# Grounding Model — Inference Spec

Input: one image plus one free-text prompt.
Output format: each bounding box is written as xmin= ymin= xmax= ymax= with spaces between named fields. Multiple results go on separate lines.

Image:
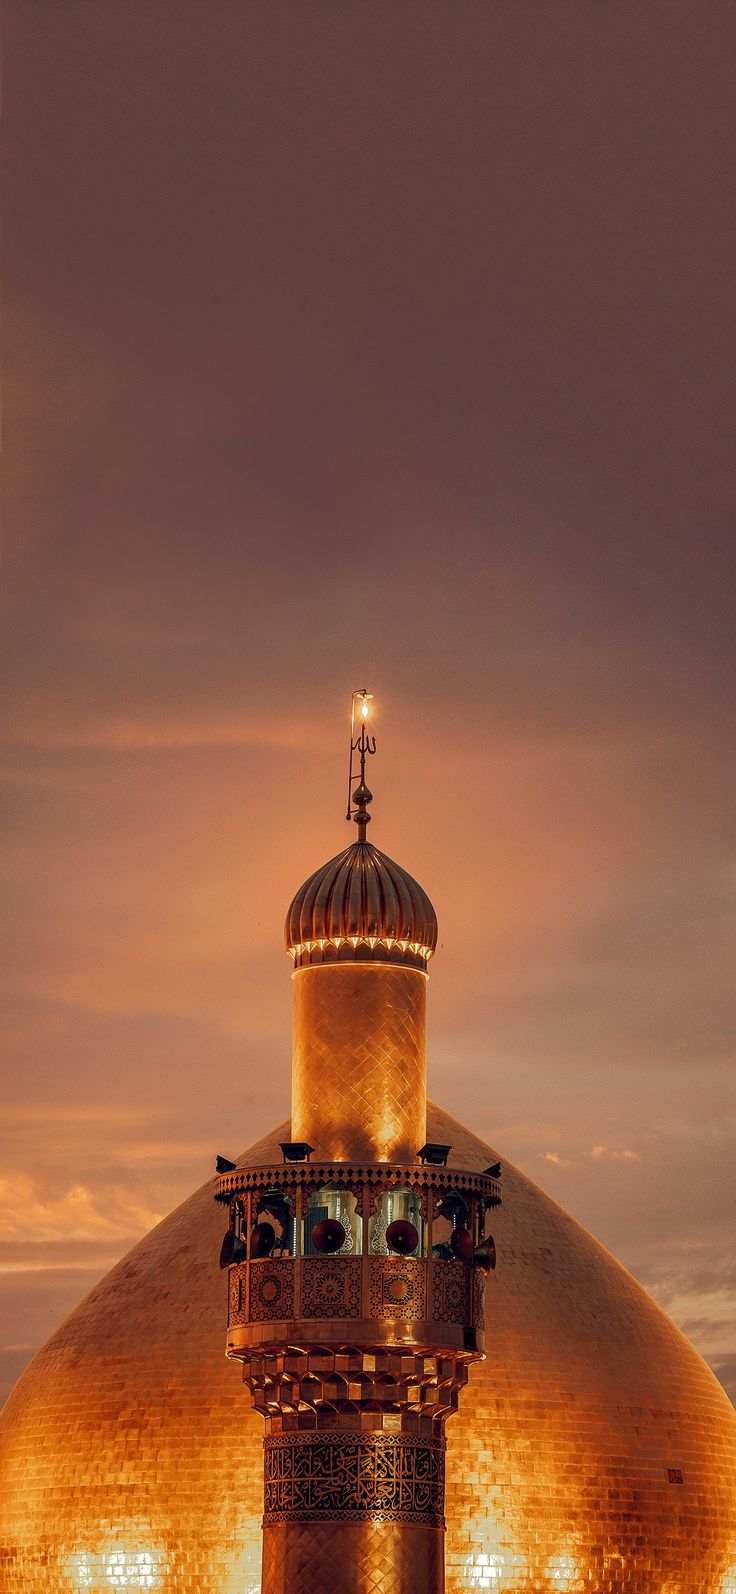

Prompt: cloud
xmin=586 ymin=1145 xmax=640 ymax=1163
xmin=711 ymin=1354 xmax=736 ymax=1404
xmin=1 ymin=707 xmax=328 ymax=755
xmin=2 ymin=0 xmax=734 ymax=1413
xmin=0 ymin=1174 xmax=163 ymax=1251
xmin=543 ymin=1145 xmax=641 ymax=1170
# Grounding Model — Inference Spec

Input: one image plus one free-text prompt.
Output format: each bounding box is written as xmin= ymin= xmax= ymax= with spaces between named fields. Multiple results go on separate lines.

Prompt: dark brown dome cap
xmin=285 ymin=839 xmax=438 ymax=972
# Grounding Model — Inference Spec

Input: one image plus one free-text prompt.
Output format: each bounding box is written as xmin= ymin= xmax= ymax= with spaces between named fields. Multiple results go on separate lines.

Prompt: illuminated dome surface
xmin=1 ymin=1103 xmax=735 ymax=1594
xmin=285 ymin=839 xmax=438 ymax=969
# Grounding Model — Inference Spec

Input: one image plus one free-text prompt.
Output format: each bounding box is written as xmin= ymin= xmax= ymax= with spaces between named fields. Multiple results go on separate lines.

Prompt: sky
xmin=2 ymin=1 xmax=734 ymax=1407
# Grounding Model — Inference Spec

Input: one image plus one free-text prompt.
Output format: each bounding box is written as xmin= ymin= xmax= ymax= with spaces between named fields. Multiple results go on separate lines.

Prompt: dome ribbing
xmin=284 ymin=840 xmax=438 ymax=971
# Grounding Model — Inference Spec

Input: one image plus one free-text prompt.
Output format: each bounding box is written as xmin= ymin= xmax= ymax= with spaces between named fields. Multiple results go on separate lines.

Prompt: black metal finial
xmin=346 ymin=689 xmax=376 ymax=841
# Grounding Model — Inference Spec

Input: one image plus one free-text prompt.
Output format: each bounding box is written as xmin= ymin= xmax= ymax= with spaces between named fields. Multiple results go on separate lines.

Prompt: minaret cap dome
xmin=285 ymin=838 xmax=438 ymax=971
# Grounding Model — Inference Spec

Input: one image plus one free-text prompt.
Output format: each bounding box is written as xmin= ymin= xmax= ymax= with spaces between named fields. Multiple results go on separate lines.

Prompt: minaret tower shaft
xmin=289 ymin=689 xmax=433 ymax=1164
xmin=215 ymin=694 xmax=500 ymax=1594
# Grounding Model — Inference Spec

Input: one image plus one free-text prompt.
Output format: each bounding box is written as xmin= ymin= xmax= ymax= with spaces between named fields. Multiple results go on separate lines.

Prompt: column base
xmin=261 ymin=1518 xmax=445 ymax=1594
xmin=261 ymin=1430 xmax=446 ymax=1594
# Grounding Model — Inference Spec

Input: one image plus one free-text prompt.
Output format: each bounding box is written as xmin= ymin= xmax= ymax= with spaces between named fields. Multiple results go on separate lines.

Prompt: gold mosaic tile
xmin=291 ymin=965 xmax=427 ymax=1164
xmin=0 ymin=1106 xmax=734 ymax=1591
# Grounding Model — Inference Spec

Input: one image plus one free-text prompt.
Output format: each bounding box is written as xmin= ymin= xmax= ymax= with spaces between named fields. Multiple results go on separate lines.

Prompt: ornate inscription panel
xmin=263 ymin=1432 xmax=446 ymax=1526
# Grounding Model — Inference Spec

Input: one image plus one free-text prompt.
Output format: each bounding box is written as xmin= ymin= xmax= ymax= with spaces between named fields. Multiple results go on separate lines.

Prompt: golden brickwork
xmin=1 ymin=1107 xmax=736 ymax=1591
xmin=291 ymin=964 xmax=427 ymax=1162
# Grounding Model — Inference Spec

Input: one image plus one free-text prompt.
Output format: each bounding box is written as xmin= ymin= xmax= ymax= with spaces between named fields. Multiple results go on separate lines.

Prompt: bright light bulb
xmin=360 ymin=699 xmax=370 ymax=718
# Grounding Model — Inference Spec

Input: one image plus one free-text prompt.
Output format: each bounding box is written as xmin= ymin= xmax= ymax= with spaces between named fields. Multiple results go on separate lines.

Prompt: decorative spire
xmin=346 ymin=689 xmax=376 ymax=841
xmin=285 ymin=692 xmax=438 ymax=971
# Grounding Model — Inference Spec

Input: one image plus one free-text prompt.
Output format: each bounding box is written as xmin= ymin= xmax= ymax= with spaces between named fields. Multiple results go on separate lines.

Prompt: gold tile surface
xmin=261 ymin=1519 xmax=445 ymax=1594
xmin=291 ymin=965 xmax=427 ymax=1162
xmin=1 ymin=1106 xmax=735 ymax=1591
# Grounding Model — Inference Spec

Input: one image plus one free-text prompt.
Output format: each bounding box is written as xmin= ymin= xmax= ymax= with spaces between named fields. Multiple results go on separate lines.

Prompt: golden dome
xmin=1 ymin=1102 xmax=735 ymax=1594
xmin=284 ymin=839 xmax=438 ymax=971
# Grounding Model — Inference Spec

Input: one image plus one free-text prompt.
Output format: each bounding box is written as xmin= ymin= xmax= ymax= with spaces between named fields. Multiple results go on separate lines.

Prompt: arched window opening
xmin=303 ymin=1186 xmax=360 ymax=1255
xmin=432 ymin=1191 xmax=473 ymax=1261
xmin=250 ymin=1187 xmax=295 ymax=1258
xmin=369 ymin=1187 xmax=424 ymax=1256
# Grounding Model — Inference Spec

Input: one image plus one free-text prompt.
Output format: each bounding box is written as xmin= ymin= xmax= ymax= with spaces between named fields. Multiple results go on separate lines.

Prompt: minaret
xmin=215 ymin=693 xmax=500 ymax=1594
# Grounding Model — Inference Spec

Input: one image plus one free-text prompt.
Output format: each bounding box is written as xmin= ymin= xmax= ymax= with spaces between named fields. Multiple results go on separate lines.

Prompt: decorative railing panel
xmin=301 ymin=1257 xmax=362 ymax=1319
xmin=369 ymin=1257 xmax=426 ymax=1321
xmin=249 ymin=1258 xmax=295 ymax=1322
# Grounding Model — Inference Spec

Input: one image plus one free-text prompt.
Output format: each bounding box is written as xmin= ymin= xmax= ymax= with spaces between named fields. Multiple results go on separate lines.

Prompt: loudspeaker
xmin=249 ymin=1221 xmax=276 ymax=1258
xmin=450 ymin=1226 xmax=474 ymax=1263
xmin=218 ymin=1230 xmax=247 ymax=1269
xmin=386 ymin=1219 xmax=419 ymax=1255
xmin=474 ymin=1235 xmax=497 ymax=1273
xmin=311 ymin=1218 xmax=347 ymax=1254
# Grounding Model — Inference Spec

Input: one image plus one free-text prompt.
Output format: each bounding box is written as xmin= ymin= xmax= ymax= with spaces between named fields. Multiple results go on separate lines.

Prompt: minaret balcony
xmin=215 ymin=1161 xmax=500 ymax=1358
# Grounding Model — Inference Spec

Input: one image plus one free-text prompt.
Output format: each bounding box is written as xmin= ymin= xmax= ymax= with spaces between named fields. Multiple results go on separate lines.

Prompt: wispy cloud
xmin=1 ymin=710 xmax=328 ymax=754
xmin=0 ymin=1174 xmax=163 ymax=1251
xmin=544 ymin=1144 xmax=641 ymax=1169
xmin=2 ymin=29 xmax=734 ymax=1426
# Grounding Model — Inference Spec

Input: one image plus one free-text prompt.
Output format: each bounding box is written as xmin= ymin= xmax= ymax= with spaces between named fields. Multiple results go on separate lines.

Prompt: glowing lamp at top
xmin=353 ymin=688 xmax=373 ymax=721
xmin=346 ymin=689 xmax=377 ymax=836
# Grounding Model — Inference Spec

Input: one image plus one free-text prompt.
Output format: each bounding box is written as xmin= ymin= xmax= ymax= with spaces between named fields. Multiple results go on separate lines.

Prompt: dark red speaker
xmin=249 ymin=1221 xmax=276 ymax=1258
xmin=474 ymin=1235 xmax=497 ymax=1273
xmin=450 ymin=1226 xmax=474 ymax=1263
xmin=386 ymin=1219 xmax=419 ymax=1255
xmin=311 ymin=1218 xmax=346 ymax=1254
xmin=219 ymin=1230 xmax=235 ymax=1269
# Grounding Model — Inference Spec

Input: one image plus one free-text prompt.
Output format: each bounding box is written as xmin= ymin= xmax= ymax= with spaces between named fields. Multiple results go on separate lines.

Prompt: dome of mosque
xmin=1 ymin=1101 xmax=735 ymax=1594
xmin=284 ymin=839 xmax=438 ymax=970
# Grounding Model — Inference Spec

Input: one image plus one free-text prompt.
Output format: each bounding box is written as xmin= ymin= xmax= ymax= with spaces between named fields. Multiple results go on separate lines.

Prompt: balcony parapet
xmin=216 ymin=1159 xmax=499 ymax=1360
xmin=214 ymin=1160 xmax=501 ymax=1211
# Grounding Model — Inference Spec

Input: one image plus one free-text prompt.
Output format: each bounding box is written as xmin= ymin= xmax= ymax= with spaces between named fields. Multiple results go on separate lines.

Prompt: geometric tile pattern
xmin=1 ymin=1106 xmax=736 ymax=1591
xmin=472 ymin=1270 xmax=486 ymax=1331
xmin=291 ymin=965 xmax=426 ymax=1164
xmin=432 ymin=1262 xmax=470 ymax=1326
xmin=369 ymin=1257 xmax=426 ymax=1321
xmin=301 ymin=1258 xmax=362 ymax=1320
xmin=261 ymin=1519 xmax=444 ymax=1594
xmin=229 ymin=1265 xmax=247 ymax=1325
xmin=249 ymin=1260 xmax=295 ymax=1323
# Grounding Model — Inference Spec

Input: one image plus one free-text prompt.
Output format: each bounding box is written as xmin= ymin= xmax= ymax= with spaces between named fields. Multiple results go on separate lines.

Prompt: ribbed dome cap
xmin=285 ymin=840 xmax=438 ymax=971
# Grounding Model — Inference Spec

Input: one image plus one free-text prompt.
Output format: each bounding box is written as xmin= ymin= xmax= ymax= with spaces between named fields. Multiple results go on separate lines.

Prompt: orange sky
xmin=2 ymin=1 xmax=735 ymax=1407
